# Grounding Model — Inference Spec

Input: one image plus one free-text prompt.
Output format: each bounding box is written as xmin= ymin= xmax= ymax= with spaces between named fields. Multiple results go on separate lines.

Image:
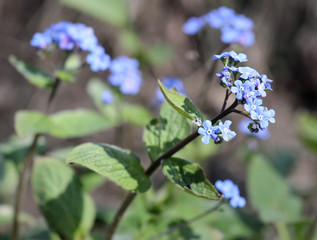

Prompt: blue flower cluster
xmin=30 ymin=21 xmax=110 ymax=72
xmin=198 ymin=120 xmax=236 ymax=144
xmin=214 ymin=51 xmax=275 ymax=132
xmin=238 ymin=119 xmax=270 ymax=140
xmin=108 ymin=56 xmax=142 ymax=95
xmin=155 ymin=77 xmax=186 ymax=103
xmin=215 ymin=179 xmax=246 ymax=208
xmin=183 ymin=6 xmax=255 ymax=47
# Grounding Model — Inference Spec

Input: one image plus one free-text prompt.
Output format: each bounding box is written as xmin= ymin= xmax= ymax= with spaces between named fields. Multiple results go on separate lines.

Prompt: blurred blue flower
xmin=215 ymin=179 xmax=246 ymax=208
xmin=183 ymin=6 xmax=255 ymax=47
xmin=108 ymin=56 xmax=142 ymax=95
xmin=155 ymin=77 xmax=186 ymax=103
xmin=182 ymin=17 xmax=205 ymax=35
xmin=101 ymin=90 xmax=114 ymax=104
xmin=30 ymin=21 xmax=111 ymax=72
xmin=238 ymin=118 xmax=270 ymax=140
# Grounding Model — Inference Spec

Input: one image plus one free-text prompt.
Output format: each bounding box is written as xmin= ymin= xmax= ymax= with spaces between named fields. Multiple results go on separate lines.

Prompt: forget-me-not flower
xmin=217 ymin=120 xmax=236 ymax=141
xmin=215 ymin=179 xmax=246 ymax=208
xmin=198 ymin=120 xmax=219 ymax=144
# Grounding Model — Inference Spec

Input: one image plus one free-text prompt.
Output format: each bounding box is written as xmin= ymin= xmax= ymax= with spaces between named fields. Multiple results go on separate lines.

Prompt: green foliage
xmin=67 ymin=143 xmax=151 ymax=193
xmin=32 ymin=158 xmax=95 ymax=240
xmin=144 ymin=102 xmax=191 ymax=162
xmin=15 ymin=109 xmax=111 ymax=138
xmin=0 ymin=158 xmax=18 ymax=200
xmin=247 ymin=154 xmax=302 ymax=223
xmin=297 ymin=112 xmax=317 ymax=157
xmin=9 ymin=56 xmax=53 ymax=89
xmin=87 ymin=78 xmax=152 ymax=127
xmin=121 ymin=104 xmax=152 ymax=127
xmin=158 ymin=80 xmax=203 ymax=121
xmin=59 ymin=0 xmax=129 ymax=28
xmin=162 ymin=157 xmax=221 ymax=200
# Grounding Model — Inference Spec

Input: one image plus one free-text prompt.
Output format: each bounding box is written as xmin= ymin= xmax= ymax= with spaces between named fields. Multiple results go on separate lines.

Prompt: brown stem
xmin=104 ymin=100 xmax=239 ymax=240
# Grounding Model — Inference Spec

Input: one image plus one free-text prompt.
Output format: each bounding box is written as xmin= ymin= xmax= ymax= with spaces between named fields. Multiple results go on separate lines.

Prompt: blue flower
xmin=217 ymin=120 xmax=236 ymax=141
xmin=108 ymin=56 xmax=142 ymax=95
xmin=231 ymin=80 xmax=245 ymax=100
xmin=216 ymin=67 xmax=232 ymax=87
xmin=101 ymin=90 xmax=114 ymax=104
xmin=182 ymin=17 xmax=205 ymax=35
xmin=198 ymin=120 xmax=219 ymax=144
xmin=213 ymin=50 xmax=248 ymax=63
xmin=238 ymin=67 xmax=260 ymax=79
xmin=215 ymin=179 xmax=246 ymax=208
xmin=250 ymin=106 xmax=275 ymax=129
xmin=156 ymin=77 xmax=186 ymax=103
xmin=204 ymin=7 xmax=235 ymax=29
xmin=244 ymin=97 xmax=262 ymax=112
xmin=238 ymin=119 xmax=270 ymax=140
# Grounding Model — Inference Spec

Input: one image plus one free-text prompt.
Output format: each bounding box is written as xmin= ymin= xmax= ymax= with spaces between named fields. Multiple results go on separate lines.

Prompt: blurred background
xmin=1 ymin=0 xmax=317 ymax=239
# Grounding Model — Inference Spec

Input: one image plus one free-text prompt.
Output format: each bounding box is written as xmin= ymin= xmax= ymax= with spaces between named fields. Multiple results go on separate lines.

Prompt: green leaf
xmin=162 ymin=157 xmax=221 ymax=200
xmin=121 ymin=104 xmax=152 ymax=127
xmin=32 ymin=158 xmax=95 ymax=240
xmin=59 ymin=0 xmax=129 ymax=28
xmin=144 ymin=102 xmax=191 ymax=162
xmin=158 ymin=80 xmax=203 ymax=121
xmin=55 ymin=70 xmax=75 ymax=83
xmin=247 ymin=154 xmax=302 ymax=223
xmin=49 ymin=109 xmax=111 ymax=138
xmin=15 ymin=109 xmax=111 ymax=138
xmin=64 ymin=54 xmax=82 ymax=71
xmin=80 ymin=172 xmax=106 ymax=193
xmin=15 ymin=111 xmax=54 ymax=137
xmin=9 ymin=55 xmax=53 ymax=89
xmin=87 ymin=78 xmax=120 ymax=124
xmin=67 ymin=143 xmax=151 ymax=193
xmin=297 ymin=112 xmax=317 ymax=157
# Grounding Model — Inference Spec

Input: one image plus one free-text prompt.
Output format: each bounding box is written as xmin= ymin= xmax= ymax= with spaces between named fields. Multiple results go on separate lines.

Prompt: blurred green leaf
xmin=49 ymin=109 xmax=111 ymax=138
xmin=144 ymin=102 xmax=191 ymax=162
xmin=121 ymin=104 xmax=152 ymax=127
xmin=158 ymin=80 xmax=203 ymax=121
xmin=80 ymin=172 xmax=106 ymax=193
xmin=55 ymin=70 xmax=75 ymax=83
xmin=297 ymin=112 xmax=317 ymax=157
xmin=59 ymin=0 xmax=129 ymax=28
xmin=15 ymin=109 xmax=111 ymax=138
xmin=119 ymin=29 xmax=141 ymax=54
xmin=64 ymin=54 xmax=82 ymax=71
xmin=67 ymin=143 xmax=151 ymax=193
xmin=143 ymin=44 xmax=173 ymax=66
xmin=0 ymin=204 xmax=36 ymax=226
xmin=270 ymin=150 xmax=296 ymax=176
xmin=162 ymin=157 xmax=221 ymax=200
xmin=9 ymin=55 xmax=53 ymax=89
xmin=32 ymin=158 xmax=95 ymax=239
xmin=87 ymin=78 xmax=120 ymax=124
xmin=15 ymin=111 xmax=54 ymax=136
xmin=247 ymin=154 xmax=302 ymax=223
xmin=0 ymin=159 xmax=18 ymax=200
xmin=0 ymin=135 xmax=46 ymax=167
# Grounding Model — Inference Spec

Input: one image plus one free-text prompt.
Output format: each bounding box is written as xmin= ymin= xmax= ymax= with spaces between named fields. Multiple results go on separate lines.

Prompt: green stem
xmin=104 ymin=100 xmax=238 ymax=240
xmin=147 ymin=199 xmax=224 ymax=240
xmin=275 ymin=222 xmax=291 ymax=240
xmin=11 ymin=134 xmax=40 ymax=240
